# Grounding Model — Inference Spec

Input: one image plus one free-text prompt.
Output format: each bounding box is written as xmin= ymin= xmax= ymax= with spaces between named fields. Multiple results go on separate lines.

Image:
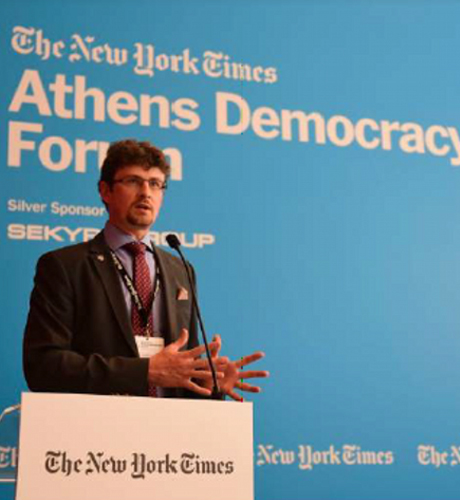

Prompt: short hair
xmin=99 ymin=139 xmax=171 ymax=186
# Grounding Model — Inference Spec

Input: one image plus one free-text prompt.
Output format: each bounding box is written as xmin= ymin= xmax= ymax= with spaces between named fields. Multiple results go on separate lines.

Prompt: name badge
xmin=135 ymin=336 xmax=164 ymax=358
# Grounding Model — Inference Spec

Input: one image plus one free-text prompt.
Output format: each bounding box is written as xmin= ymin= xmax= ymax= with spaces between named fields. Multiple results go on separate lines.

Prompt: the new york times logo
xmin=0 ymin=405 xmax=20 ymax=483
xmin=45 ymin=451 xmax=235 ymax=479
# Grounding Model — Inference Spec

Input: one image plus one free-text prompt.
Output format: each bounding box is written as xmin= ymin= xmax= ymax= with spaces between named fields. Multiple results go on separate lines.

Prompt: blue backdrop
xmin=1 ymin=1 xmax=460 ymax=499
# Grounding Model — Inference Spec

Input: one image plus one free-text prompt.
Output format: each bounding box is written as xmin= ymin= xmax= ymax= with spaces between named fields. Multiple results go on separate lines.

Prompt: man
xmin=23 ymin=139 xmax=267 ymax=400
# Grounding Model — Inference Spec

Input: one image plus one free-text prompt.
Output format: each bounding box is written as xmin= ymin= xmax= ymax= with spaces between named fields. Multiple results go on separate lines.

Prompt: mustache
xmin=133 ymin=200 xmax=153 ymax=209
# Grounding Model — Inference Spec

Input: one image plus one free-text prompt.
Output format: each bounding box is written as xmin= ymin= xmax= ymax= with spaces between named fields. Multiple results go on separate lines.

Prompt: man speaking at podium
xmin=23 ymin=139 xmax=267 ymax=400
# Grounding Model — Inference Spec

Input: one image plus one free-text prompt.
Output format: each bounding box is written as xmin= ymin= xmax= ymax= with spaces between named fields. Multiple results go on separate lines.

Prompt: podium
xmin=15 ymin=393 xmax=253 ymax=500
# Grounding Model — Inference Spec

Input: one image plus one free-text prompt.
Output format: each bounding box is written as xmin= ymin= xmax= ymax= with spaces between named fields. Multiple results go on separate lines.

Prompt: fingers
xmin=210 ymin=334 xmax=222 ymax=358
xmin=189 ymin=367 xmax=223 ymax=380
xmin=192 ymin=357 xmax=213 ymax=370
xmin=186 ymin=339 xmax=219 ymax=358
xmin=227 ymin=390 xmax=244 ymax=402
xmin=214 ymin=356 xmax=229 ymax=368
xmin=235 ymin=381 xmax=261 ymax=393
xmin=236 ymin=351 xmax=265 ymax=368
xmin=170 ymin=330 xmax=217 ymax=359
xmin=162 ymin=337 xmax=268 ymax=399
xmin=171 ymin=328 xmax=189 ymax=350
xmin=184 ymin=380 xmax=212 ymax=397
xmin=238 ymin=370 xmax=270 ymax=380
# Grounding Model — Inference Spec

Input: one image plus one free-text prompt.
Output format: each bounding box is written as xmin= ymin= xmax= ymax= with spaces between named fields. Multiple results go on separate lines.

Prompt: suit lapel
xmin=89 ymin=232 xmax=138 ymax=356
xmin=153 ymin=246 xmax=177 ymax=346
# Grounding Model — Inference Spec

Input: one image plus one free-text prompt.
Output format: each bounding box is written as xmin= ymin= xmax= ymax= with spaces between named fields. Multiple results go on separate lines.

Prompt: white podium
xmin=15 ymin=393 xmax=253 ymax=500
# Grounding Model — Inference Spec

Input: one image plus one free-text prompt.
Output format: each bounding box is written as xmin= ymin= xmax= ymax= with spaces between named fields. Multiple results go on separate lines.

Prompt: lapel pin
xmin=97 ymin=254 xmax=105 ymax=262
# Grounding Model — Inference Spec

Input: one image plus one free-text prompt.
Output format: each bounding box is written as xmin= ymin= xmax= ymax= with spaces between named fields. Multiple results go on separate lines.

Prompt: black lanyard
xmin=110 ymin=246 xmax=160 ymax=335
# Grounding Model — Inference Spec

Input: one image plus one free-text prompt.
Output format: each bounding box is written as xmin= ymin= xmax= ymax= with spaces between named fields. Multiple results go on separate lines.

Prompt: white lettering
xmin=327 ymin=115 xmax=354 ymax=147
xmin=8 ymin=121 xmax=43 ymax=167
xmin=355 ymin=118 xmax=380 ymax=149
xmin=9 ymin=69 xmax=52 ymax=115
xmin=399 ymin=122 xmax=425 ymax=154
xmin=39 ymin=136 xmax=73 ymax=171
xmin=447 ymin=127 xmax=460 ymax=166
xmin=425 ymin=125 xmax=449 ymax=157
xmin=216 ymin=92 xmax=250 ymax=135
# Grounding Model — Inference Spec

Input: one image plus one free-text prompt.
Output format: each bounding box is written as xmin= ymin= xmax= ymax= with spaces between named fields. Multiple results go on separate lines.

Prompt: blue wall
xmin=1 ymin=1 xmax=460 ymax=498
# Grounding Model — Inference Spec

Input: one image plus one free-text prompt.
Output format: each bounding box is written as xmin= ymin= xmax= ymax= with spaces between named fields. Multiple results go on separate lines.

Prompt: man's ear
xmin=99 ymin=181 xmax=111 ymax=205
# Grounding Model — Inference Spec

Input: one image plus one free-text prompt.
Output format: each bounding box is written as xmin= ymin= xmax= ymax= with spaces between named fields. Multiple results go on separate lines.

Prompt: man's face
xmin=100 ymin=165 xmax=166 ymax=238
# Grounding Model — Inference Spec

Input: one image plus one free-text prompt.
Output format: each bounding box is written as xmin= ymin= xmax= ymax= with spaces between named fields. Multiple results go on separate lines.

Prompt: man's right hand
xmin=148 ymin=329 xmax=221 ymax=396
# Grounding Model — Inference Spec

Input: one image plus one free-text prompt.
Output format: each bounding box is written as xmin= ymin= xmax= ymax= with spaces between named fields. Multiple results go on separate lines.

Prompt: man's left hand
xmin=211 ymin=335 xmax=269 ymax=402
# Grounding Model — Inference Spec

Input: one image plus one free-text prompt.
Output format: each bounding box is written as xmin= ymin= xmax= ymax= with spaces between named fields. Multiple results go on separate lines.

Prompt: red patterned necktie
xmin=124 ymin=242 xmax=157 ymax=396
xmin=124 ymin=241 xmax=153 ymax=336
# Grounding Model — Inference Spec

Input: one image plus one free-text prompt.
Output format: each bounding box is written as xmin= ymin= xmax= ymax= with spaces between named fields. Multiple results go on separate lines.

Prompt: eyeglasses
xmin=112 ymin=176 xmax=168 ymax=192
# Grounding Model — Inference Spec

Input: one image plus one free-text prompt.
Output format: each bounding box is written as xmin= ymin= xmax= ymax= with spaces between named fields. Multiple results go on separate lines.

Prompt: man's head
xmin=99 ymin=139 xmax=171 ymax=186
xmin=99 ymin=139 xmax=171 ymax=239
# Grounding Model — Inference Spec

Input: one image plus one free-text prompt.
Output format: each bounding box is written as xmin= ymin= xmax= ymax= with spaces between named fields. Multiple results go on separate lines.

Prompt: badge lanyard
xmin=110 ymin=246 xmax=160 ymax=337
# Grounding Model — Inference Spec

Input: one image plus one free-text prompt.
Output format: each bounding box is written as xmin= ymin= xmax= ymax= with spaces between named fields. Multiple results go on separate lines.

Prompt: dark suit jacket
xmin=23 ymin=231 xmax=198 ymax=397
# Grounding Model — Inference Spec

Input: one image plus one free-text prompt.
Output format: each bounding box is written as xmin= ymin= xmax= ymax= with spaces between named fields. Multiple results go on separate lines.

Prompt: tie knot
xmin=124 ymin=241 xmax=147 ymax=256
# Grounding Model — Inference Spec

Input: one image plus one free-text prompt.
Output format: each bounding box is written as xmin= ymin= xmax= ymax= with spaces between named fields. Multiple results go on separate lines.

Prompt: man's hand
xmin=148 ymin=329 xmax=221 ymax=396
xmin=212 ymin=335 xmax=269 ymax=402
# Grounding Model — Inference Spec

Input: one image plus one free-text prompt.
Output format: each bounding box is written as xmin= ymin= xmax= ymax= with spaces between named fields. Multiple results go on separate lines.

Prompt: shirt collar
xmin=103 ymin=222 xmax=153 ymax=253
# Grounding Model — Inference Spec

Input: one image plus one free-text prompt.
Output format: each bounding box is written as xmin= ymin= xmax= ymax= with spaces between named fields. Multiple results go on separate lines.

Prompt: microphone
xmin=166 ymin=234 xmax=224 ymax=400
xmin=165 ymin=234 xmax=181 ymax=250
